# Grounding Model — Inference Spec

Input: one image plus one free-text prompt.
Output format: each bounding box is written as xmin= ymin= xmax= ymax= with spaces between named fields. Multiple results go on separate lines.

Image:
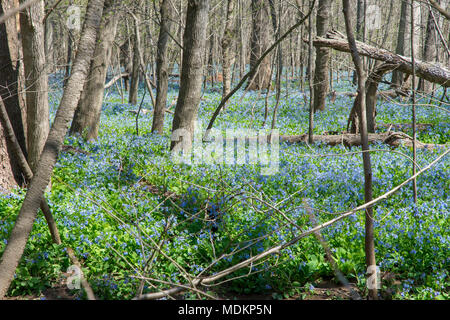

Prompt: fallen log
xmin=280 ymin=131 xmax=446 ymax=149
xmin=313 ymin=30 xmax=450 ymax=87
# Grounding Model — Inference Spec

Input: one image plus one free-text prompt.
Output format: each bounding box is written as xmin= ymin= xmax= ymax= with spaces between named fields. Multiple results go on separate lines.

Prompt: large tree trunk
xmin=313 ymin=0 xmax=331 ymax=112
xmin=170 ymin=0 xmax=210 ymax=151
xmin=313 ymin=30 xmax=450 ymax=87
xmin=152 ymin=0 xmax=173 ymax=134
xmin=0 ymin=0 xmax=105 ymax=299
xmin=280 ymin=131 xmax=444 ymax=149
xmin=221 ymin=0 xmax=235 ymax=99
xmin=391 ymin=0 xmax=409 ymax=89
xmin=19 ymin=0 xmax=49 ymax=172
xmin=246 ymin=0 xmax=272 ymax=91
xmin=70 ymin=0 xmax=119 ymax=140
xmin=0 ymin=0 xmax=27 ymax=187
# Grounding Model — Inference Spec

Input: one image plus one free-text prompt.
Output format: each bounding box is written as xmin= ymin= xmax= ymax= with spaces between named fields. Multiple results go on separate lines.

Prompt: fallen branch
xmin=280 ymin=131 xmax=446 ymax=149
xmin=312 ymin=30 xmax=450 ymax=87
xmin=104 ymin=73 xmax=129 ymax=89
xmin=137 ymin=148 xmax=449 ymax=300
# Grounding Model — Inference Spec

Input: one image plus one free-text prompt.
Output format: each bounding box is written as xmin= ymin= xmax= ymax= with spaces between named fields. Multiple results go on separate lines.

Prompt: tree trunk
xmin=247 ymin=0 xmax=272 ymax=91
xmin=129 ymin=16 xmax=141 ymax=105
xmin=312 ymin=30 xmax=450 ymax=87
xmin=20 ymin=0 xmax=49 ymax=172
xmin=0 ymin=0 xmax=105 ymax=299
xmin=391 ymin=0 xmax=409 ymax=89
xmin=170 ymin=0 xmax=210 ymax=151
xmin=343 ymin=0 xmax=377 ymax=300
xmin=417 ymin=4 xmax=437 ymax=93
xmin=313 ymin=0 xmax=331 ymax=112
xmin=392 ymin=1 xmax=421 ymax=91
xmin=152 ymin=0 xmax=173 ymax=134
xmin=0 ymin=0 xmax=27 ymax=187
xmin=221 ymin=0 xmax=235 ymax=99
xmin=70 ymin=0 xmax=119 ymax=140
xmin=348 ymin=63 xmax=395 ymax=133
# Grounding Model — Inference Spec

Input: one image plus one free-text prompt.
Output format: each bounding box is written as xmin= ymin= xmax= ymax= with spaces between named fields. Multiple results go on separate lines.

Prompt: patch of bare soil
xmin=299 ymin=281 xmax=361 ymax=300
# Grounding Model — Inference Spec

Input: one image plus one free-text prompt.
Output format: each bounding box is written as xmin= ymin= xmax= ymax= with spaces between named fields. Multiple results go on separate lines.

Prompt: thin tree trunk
xmin=343 ymin=0 xmax=378 ymax=300
xmin=0 ymin=0 xmax=105 ymax=299
xmin=313 ymin=0 xmax=331 ymax=112
xmin=308 ymin=0 xmax=314 ymax=144
xmin=221 ymin=0 xmax=235 ymax=100
xmin=152 ymin=0 xmax=173 ymax=134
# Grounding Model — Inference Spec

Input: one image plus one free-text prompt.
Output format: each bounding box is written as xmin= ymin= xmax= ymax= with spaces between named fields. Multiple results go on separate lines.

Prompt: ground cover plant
xmin=1 ymin=74 xmax=448 ymax=300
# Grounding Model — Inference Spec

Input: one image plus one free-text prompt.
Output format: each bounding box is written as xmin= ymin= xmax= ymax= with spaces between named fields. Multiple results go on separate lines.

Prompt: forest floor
xmin=1 ymin=74 xmax=449 ymax=300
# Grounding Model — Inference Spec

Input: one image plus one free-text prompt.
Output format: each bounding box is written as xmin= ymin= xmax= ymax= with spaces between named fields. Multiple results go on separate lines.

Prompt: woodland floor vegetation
xmin=1 ymin=73 xmax=448 ymax=300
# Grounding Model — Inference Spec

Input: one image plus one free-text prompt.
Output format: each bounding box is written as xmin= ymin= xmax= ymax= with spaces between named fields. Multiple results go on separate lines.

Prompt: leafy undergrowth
xmin=0 ymin=75 xmax=449 ymax=300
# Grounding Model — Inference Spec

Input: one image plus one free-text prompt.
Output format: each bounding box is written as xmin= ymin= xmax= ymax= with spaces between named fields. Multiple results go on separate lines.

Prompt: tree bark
xmin=129 ymin=14 xmax=141 ymax=105
xmin=0 ymin=0 xmax=105 ymax=299
xmin=391 ymin=0 xmax=409 ymax=89
xmin=247 ymin=0 xmax=272 ymax=91
xmin=342 ymin=0 xmax=377 ymax=300
xmin=152 ymin=0 xmax=173 ymax=134
xmin=221 ymin=0 xmax=235 ymax=100
xmin=20 ymin=0 xmax=49 ymax=172
xmin=70 ymin=0 xmax=119 ymax=140
xmin=348 ymin=63 xmax=396 ymax=133
xmin=171 ymin=0 xmax=210 ymax=151
xmin=0 ymin=0 xmax=27 ymax=187
xmin=313 ymin=0 xmax=331 ymax=112
xmin=417 ymin=3 xmax=438 ymax=93
xmin=429 ymin=0 xmax=450 ymax=20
